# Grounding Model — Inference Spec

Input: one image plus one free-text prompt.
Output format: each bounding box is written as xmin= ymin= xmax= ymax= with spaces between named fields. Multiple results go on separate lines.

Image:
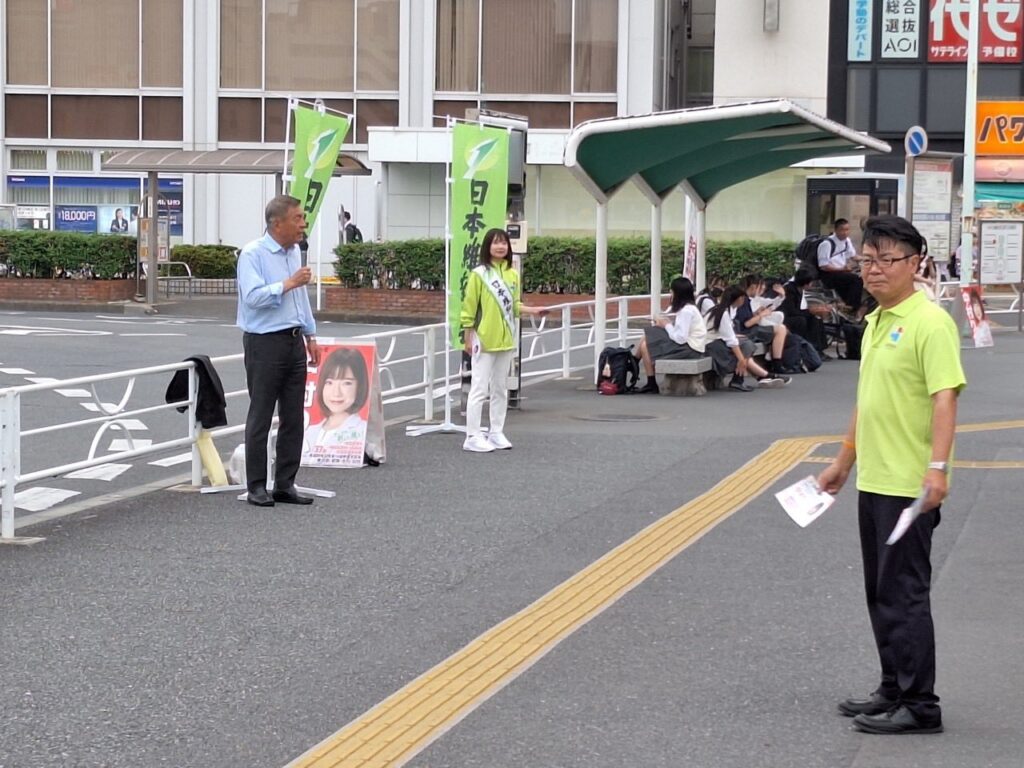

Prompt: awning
xmin=101 ymin=149 xmax=371 ymax=176
xmin=564 ymin=99 xmax=890 ymax=205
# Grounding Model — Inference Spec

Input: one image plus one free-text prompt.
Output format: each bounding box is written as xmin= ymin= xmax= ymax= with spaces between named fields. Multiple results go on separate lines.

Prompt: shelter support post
xmin=650 ymin=203 xmax=662 ymax=318
xmin=146 ymin=171 xmax=159 ymax=306
xmin=594 ymin=201 xmax=608 ymax=374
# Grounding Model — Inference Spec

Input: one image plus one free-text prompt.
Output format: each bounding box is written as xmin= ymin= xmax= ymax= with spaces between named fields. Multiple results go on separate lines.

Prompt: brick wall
xmin=0 ymin=279 xmax=139 ymax=303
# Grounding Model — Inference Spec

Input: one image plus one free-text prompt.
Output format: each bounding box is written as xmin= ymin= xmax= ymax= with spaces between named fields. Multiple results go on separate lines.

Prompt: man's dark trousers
xmin=858 ymin=491 xmax=942 ymax=724
xmin=243 ymin=330 xmax=307 ymax=493
xmin=821 ymin=271 xmax=864 ymax=311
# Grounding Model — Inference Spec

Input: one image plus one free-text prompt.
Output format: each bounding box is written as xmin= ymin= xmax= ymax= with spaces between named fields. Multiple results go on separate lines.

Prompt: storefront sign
xmin=882 ymin=0 xmax=921 ymax=58
xmin=976 ymin=101 xmax=1024 ymax=155
xmin=912 ymin=159 xmax=954 ymax=259
xmin=54 ymin=205 xmax=98 ymax=234
xmin=929 ymin=0 xmax=1023 ymax=62
xmin=848 ymin=0 xmax=874 ymax=61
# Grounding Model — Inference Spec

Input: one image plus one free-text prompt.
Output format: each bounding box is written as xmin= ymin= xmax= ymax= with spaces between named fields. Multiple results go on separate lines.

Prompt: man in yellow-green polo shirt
xmin=818 ymin=215 xmax=966 ymax=736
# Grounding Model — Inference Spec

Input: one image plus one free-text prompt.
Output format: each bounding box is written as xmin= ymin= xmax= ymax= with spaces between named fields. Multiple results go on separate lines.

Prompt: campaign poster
xmin=961 ymin=285 xmax=995 ymax=347
xmin=301 ymin=340 xmax=385 ymax=468
xmin=54 ymin=205 xmax=98 ymax=233
xmin=98 ymin=205 xmax=139 ymax=236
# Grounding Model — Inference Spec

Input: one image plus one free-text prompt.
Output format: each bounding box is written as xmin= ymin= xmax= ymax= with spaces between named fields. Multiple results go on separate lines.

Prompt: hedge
xmin=171 ymin=244 xmax=239 ymax=278
xmin=0 ymin=230 xmax=136 ymax=279
xmin=335 ymin=236 xmax=797 ymax=293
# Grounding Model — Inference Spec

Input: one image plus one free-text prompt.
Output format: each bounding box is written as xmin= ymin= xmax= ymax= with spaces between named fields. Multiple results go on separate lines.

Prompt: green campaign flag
xmin=288 ymin=105 xmax=350 ymax=230
xmin=449 ymin=123 xmax=509 ymax=346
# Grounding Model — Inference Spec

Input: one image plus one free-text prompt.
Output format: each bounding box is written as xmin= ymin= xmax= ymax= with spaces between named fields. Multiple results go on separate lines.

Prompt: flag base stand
xmin=405 ymin=421 xmax=466 ymax=437
xmin=199 ymin=431 xmax=335 ymax=499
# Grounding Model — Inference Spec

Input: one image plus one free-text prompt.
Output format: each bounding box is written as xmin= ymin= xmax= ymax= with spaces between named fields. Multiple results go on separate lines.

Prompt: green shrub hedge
xmin=335 ymin=236 xmax=797 ymax=293
xmin=0 ymin=230 xmax=136 ymax=279
xmin=171 ymin=244 xmax=239 ymax=278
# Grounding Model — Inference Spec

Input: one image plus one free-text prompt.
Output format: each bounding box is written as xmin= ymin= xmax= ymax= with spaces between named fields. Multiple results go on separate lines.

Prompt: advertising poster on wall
xmin=961 ymin=285 xmax=995 ymax=347
xmin=98 ymin=205 xmax=139 ymax=236
xmin=929 ymin=0 xmax=1024 ymax=62
xmin=979 ymin=219 xmax=1024 ymax=284
xmin=54 ymin=205 xmax=99 ymax=233
xmin=301 ymin=340 xmax=386 ymax=469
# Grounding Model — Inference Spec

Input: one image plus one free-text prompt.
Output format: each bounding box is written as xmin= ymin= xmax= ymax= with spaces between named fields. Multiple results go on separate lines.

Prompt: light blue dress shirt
xmin=236 ymin=233 xmax=316 ymax=336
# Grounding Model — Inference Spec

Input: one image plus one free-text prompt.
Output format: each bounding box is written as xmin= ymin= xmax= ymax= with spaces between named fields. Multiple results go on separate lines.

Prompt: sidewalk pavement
xmin=1 ymin=334 xmax=1022 ymax=768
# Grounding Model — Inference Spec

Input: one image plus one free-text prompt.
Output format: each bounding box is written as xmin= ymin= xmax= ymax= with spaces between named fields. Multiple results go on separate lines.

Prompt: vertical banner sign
xmin=929 ymin=0 xmax=1023 ymax=62
xmin=684 ymin=201 xmax=698 ymax=283
xmin=882 ymin=0 xmax=921 ymax=58
xmin=912 ymin=159 xmax=954 ymax=260
xmin=289 ymin=105 xmax=351 ymax=230
xmin=848 ymin=0 xmax=874 ymax=61
xmin=449 ymin=124 xmax=509 ymax=347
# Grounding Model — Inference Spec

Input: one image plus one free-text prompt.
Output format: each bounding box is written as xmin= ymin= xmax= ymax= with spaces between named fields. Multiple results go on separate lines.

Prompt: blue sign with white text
xmin=54 ymin=205 xmax=98 ymax=233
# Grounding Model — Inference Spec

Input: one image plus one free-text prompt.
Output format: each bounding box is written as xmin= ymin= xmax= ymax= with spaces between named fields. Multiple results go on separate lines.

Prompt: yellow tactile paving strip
xmin=285 ymin=437 xmax=821 ymax=768
xmin=286 ymin=419 xmax=1022 ymax=768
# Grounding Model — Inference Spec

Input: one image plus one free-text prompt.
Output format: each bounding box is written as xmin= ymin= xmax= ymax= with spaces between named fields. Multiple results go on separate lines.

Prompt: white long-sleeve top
xmin=704 ymin=308 xmax=741 ymax=348
xmin=662 ymin=304 xmax=707 ymax=353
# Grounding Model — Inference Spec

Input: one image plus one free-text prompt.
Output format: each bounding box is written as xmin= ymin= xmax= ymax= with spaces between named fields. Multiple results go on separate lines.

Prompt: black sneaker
xmin=728 ymin=377 xmax=754 ymax=392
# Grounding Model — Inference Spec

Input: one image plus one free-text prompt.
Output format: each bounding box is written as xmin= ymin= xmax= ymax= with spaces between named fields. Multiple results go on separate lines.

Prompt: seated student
xmin=734 ymin=275 xmax=792 ymax=374
xmin=696 ymin=273 xmax=725 ymax=316
xmin=781 ymin=268 xmax=828 ymax=352
xmin=633 ymin=276 xmax=706 ymax=395
xmin=704 ymin=286 xmax=791 ymax=392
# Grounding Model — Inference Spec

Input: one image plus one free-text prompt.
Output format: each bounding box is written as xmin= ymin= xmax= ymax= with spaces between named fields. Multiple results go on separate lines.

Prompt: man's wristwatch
xmin=927 ymin=461 xmax=949 ymax=474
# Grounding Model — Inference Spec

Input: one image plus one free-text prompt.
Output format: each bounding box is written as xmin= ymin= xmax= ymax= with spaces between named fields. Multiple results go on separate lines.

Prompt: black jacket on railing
xmin=164 ymin=355 xmax=228 ymax=429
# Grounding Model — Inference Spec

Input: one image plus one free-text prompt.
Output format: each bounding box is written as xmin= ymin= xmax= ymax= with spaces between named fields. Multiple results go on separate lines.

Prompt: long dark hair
xmin=668 ymin=277 xmax=696 ymax=313
xmin=479 ymin=228 xmax=511 ymax=269
xmin=705 ymin=285 xmax=745 ymax=331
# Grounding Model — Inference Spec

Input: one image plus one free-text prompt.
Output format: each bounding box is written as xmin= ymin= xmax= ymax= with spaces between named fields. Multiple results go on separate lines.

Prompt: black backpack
xmin=794 ymin=234 xmax=835 ymax=279
xmin=841 ymin=321 xmax=864 ymax=360
xmin=596 ymin=346 xmax=640 ymax=395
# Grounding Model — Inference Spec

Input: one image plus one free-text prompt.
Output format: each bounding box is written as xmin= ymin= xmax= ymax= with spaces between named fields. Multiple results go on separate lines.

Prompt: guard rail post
xmin=188 ymin=365 xmax=202 ymax=487
xmin=617 ymin=297 xmax=629 ymax=345
xmin=561 ymin=305 xmax=572 ymax=378
xmin=423 ymin=327 xmax=436 ymax=422
xmin=1 ymin=390 xmax=20 ymax=540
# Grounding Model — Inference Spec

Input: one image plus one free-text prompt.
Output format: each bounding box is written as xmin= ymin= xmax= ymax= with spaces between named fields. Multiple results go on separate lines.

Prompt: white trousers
xmin=466 ymin=348 xmax=513 ymax=438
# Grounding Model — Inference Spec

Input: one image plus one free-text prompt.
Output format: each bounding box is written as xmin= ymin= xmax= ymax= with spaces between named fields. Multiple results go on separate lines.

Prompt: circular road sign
xmin=904 ymin=125 xmax=928 ymax=157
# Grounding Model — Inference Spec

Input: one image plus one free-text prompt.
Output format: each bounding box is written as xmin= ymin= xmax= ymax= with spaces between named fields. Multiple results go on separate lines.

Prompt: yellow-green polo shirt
xmin=856 ymin=290 xmax=966 ymax=497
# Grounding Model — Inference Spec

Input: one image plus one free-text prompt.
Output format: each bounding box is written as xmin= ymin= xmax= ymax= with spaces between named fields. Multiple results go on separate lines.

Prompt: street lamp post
xmin=960 ymin=0 xmax=981 ymax=287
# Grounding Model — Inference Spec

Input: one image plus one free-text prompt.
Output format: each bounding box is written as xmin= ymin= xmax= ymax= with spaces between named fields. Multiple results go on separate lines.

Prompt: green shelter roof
xmin=564 ymin=100 xmax=891 ymax=204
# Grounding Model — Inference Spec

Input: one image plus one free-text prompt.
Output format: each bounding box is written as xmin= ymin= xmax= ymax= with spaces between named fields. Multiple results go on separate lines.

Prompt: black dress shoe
xmin=246 ymin=489 xmax=274 ymax=507
xmin=852 ymin=705 xmax=943 ymax=734
xmin=636 ymin=382 xmax=660 ymax=394
xmin=272 ymin=487 xmax=314 ymax=505
xmin=838 ymin=691 xmax=898 ymax=717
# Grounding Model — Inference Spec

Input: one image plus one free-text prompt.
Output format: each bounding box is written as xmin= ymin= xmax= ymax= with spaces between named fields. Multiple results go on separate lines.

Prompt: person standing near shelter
xmin=817 ymin=218 xmax=864 ymax=316
xmin=817 ymin=215 xmax=965 ymax=735
xmin=236 ymin=195 xmax=321 ymax=507
xmin=343 ymin=211 xmax=363 ymax=243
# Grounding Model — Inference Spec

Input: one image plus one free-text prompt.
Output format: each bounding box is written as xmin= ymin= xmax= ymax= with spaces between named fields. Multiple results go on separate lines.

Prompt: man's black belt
xmin=261 ymin=327 xmax=304 ymax=337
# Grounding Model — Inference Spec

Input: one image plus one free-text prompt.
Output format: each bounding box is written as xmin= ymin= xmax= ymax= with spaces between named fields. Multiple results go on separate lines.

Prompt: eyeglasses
xmin=858 ymin=253 xmax=916 ymax=270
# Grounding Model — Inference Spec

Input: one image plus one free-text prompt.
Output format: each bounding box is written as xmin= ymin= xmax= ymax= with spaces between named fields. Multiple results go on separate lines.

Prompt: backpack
xmin=840 ymin=321 xmax=864 ymax=360
xmin=345 ymin=223 xmax=363 ymax=243
xmin=596 ymin=346 xmax=640 ymax=395
xmin=795 ymin=334 xmax=822 ymax=372
xmin=795 ymin=234 xmax=835 ymax=279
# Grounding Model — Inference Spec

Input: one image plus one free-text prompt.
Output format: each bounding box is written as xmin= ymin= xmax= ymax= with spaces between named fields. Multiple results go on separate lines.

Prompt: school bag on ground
xmin=794 ymin=234 xmax=835 ymax=279
xmin=596 ymin=346 xmax=640 ymax=395
xmin=795 ymin=334 xmax=822 ymax=371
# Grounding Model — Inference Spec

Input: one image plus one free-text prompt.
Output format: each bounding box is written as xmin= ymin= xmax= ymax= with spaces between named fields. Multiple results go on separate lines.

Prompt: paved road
xmin=1 ymin=306 xmax=1022 ymax=768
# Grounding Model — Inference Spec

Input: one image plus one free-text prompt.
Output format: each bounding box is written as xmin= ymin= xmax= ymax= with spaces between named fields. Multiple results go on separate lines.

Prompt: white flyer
xmin=775 ymin=476 xmax=835 ymax=528
xmin=886 ymin=488 xmax=929 ymax=545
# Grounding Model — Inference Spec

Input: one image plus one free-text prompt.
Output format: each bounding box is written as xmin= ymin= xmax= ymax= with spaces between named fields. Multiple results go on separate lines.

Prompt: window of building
xmin=221 ymin=0 xmax=263 ymax=88
xmin=846 ymin=69 xmax=872 ymax=132
xmin=10 ymin=149 xmax=48 ymax=171
xmin=266 ymin=0 xmax=354 ymax=91
xmin=142 ymin=98 xmax=185 ymax=141
xmin=51 ymin=0 xmax=139 ymax=87
xmin=685 ymin=47 xmax=714 ymax=107
xmin=926 ymin=69 xmax=967 ymax=134
xmin=5 ymin=0 xmax=47 ymax=85
xmin=358 ymin=0 xmax=400 ymax=90
xmin=57 ymin=151 xmax=94 ymax=172
xmin=52 ymin=96 xmax=140 ymax=141
xmin=481 ymin=0 xmax=572 ymax=94
xmin=142 ymin=0 xmax=184 ymax=88
xmin=574 ymin=0 xmax=617 ymax=93
xmin=979 ymin=68 xmax=1023 ymax=99
xmin=875 ymin=69 xmax=921 ymax=133
xmin=4 ymin=94 xmax=48 ymax=139
xmin=436 ymin=0 xmax=479 ymax=92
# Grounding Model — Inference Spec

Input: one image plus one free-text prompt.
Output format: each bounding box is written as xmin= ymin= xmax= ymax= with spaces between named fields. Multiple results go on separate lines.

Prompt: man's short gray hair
xmin=265 ymin=195 xmax=301 ymax=228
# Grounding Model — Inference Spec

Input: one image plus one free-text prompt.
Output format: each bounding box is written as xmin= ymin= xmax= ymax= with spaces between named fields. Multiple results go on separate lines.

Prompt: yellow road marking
xmin=285 ymin=437 xmax=820 ymax=768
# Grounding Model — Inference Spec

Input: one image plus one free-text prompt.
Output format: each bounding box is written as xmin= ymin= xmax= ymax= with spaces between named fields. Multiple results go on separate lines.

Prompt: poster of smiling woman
xmin=301 ymin=340 xmax=385 ymax=468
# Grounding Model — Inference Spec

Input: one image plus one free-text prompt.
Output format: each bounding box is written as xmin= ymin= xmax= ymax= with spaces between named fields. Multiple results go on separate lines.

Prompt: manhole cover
xmin=573 ymin=414 xmax=661 ymax=422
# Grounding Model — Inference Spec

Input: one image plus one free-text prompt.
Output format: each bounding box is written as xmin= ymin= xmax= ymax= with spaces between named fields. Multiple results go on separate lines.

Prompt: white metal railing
xmin=0 ymin=295 xmax=661 ymax=539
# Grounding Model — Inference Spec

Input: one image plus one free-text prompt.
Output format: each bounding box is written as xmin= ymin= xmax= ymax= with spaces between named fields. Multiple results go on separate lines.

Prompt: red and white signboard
xmin=928 ymin=0 xmax=1023 ymax=62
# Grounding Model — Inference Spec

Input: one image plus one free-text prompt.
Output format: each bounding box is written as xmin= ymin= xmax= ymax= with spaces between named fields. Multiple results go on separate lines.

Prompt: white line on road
xmin=56 ymin=388 xmax=92 ymax=398
xmin=14 ymin=487 xmax=81 ymax=512
xmin=107 ymin=439 xmax=153 ymax=452
xmin=64 ymin=464 xmax=133 ymax=481
xmin=118 ymin=333 xmax=188 ymax=337
xmin=1 ymin=367 xmax=35 ymax=374
xmin=25 ymin=377 xmax=59 ymax=384
xmin=149 ymin=453 xmax=192 ymax=467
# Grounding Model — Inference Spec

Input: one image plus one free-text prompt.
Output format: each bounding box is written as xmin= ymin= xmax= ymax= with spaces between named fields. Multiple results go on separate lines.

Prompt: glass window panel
xmin=218 ymin=98 xmax=262 ymax=142
xmin=483 ymin=100 xmax=570 ymax=128
xmin=263 ymin=98 xmax=293 ymax=143
xmin=52 ymin=96 xmax=139 ymax=140
xmin=358 ymin=0 xmax=399 ymax=90
xmin=482 ymin=0 xmax=571 ymax=94
xmin=435 ymin=0 xmax=478 ymax=92
xmin=142 ymin=0 xmax=184 ymax=87
xmin=685 ymin=47 xmax=714 ymax=107
xmin=979 ymin=67 xmax=1022 ymax=99
xmin=926 ymin=69 xmax=966 ymax=133
xmin=57 ymin=150 xmax=94 ymax=171
xmin=354 ymin=99 xmax=399 ymax=144
xmin=4 ymin=94 xmax=49 ymax=138
xmin=142 ymin=97 xmax=184 ymax=141
xmin=10 ymin=149 xmax=48 ymax=170
xmin=433 ymin=100 xmax=478 ymax=127
xmin=221 ymin=0 xmax=262 ymax=88
xmin=7 ymin=181 xmax=50 ymax=205
xmin=266 ymin=0 xmax=354 ymax=91
xmin=51 ymin=0 xmax=139 ymax=87
xmin=573 ymin=101 xmax=616 ymax=126
xmin=574 ymin=0 xmax=617 ymax=93
xmin=54 ymin=178 xmax=141 ymax=206
xmin=846 ymin=68 xmax=872 ymax=132
xmin=6 ymin=0 xmax=47 ymax=85
xmin=875 ymin=69 xmax=920 ymax=132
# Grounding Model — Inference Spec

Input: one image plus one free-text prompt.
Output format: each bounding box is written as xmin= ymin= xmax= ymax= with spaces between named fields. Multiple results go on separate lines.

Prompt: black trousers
xmin=821 ymin=271 xmax=864 ymax=311
xmin=858 ymin=491 xmax=942 ymax=723
xmin=242 ymin=331 xmax=308 ymax=493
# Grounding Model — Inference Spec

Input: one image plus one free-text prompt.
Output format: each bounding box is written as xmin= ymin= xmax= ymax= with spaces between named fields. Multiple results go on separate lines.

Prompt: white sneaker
xmin=463 ymin=434 xmax=496 ymax=453
xmin=488 ymin=432 xmax=513 ymax=450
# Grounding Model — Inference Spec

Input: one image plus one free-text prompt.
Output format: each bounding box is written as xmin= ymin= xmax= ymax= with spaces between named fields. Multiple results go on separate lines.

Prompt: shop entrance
xmin=806 ymin=175 xmax=900 ymax=250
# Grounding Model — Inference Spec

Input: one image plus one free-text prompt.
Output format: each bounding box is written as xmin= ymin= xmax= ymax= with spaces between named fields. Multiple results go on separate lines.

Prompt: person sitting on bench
xmin=734 ymin=274 xmax=792 ymax=375
xmin=704 ymin=286 xmax=791 ymax=392
xmin=633 ymin=277 xmax=706 ymax=395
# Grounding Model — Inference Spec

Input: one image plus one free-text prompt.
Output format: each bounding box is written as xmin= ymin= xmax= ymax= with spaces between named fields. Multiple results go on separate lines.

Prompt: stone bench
xmin=654 ymin=342 xmax=766 ymax=397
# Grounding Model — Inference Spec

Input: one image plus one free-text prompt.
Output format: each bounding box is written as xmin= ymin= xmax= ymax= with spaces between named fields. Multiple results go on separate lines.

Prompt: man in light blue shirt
xmin=237 ymin=195 xmax=321 ymax=507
